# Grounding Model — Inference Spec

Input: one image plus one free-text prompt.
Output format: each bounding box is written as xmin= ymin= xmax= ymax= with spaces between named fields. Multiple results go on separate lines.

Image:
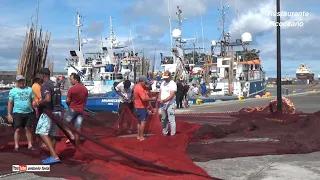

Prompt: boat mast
xmin=200 ymin=12 xmax=205 ymax=54
xmin=109 ymin=16 xmax=115 ymax=48
xmin=218 ymin=5 xmax=233 ymax=95
xmin=76 ymin=12 xmax=83 ymax=52
xmin=167 ymin=0 xmax=173 ymax=56
xmin=176 ymin=6 xmax=182 ymax=45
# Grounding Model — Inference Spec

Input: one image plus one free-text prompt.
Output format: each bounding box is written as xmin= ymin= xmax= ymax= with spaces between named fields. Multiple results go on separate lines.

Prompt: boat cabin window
xmin=250 ymin=64 xmax=253 ymax=70
xmin=255 ymin=64 xmax=258 ymax=70
xmin=222 ymin=60 xmax=229 ymax=65
xmin=70 ymin=51 xmax=77 ymax=57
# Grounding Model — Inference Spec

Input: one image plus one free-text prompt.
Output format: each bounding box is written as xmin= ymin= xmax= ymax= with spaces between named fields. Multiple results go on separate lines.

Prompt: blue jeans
xmin=160 ymin=103 xmax=176 ymax=136
xmin=63 ymin=108 xmax=83 ymax=129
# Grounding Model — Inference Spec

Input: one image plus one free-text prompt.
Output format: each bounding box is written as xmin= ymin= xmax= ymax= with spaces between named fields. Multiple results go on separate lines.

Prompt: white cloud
xmin=0 ymin=0 xmax=320 ymax=77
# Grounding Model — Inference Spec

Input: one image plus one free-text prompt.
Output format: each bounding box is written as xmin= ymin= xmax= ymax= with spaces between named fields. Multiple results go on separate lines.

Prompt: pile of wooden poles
xmin=17 ymin=22 xmax=53 ymax=86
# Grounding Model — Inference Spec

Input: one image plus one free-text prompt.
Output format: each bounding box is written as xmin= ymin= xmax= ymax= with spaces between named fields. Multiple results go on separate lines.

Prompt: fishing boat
xmin=155 ymin=6 xmax=217 ymax=105
xmin=65 ymin=13 xmax=145 ymax=94
xmin=206 ymin=6 xmax=266 ymax=99
xmin=281 ymin=74 xmax=293 ymax=85
xmin=296 ymin=62 xmax=314 ymax=84
xmin=62 ymin=13 xmax=146 ymax=112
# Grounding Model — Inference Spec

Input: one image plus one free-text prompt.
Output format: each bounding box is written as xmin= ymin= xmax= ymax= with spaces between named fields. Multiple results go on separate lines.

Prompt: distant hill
xmin=0 ymin=71 xmax=67 ymax=84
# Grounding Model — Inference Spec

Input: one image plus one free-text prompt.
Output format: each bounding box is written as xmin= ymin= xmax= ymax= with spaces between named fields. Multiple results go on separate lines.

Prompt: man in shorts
xmin=64 ymin=73 xmax=88 ymax=145
xmin=133 ymin=75 xmax=156 ymax=141
xmin=33 ymin=68 xmax=61 ymax=165
xmin=7 ymin=75 xmax=35 ymax=151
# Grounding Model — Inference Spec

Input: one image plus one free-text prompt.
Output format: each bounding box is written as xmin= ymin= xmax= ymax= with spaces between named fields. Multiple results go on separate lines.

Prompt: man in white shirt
xmin=158 ymin=71 xmax=177 ymax=136
xmin=115 ymin=80 xmax=135 ymax=115
xmin=191 ymin=84 xmax=200 ymax=94
xmin=115 ymin=79 xmax=135 ymax=132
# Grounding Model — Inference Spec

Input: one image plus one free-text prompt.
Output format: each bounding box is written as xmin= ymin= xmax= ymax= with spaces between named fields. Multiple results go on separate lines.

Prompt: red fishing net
xmin=0 ymin=96 xmax=319 ymax=180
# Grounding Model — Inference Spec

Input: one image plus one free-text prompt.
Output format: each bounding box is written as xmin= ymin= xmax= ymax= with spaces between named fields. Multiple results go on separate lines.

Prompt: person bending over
xmin=115 ymin=79 xmax=135 ymax=131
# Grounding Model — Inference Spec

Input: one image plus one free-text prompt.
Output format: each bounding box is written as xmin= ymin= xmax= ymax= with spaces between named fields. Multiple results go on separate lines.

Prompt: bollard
xmin=285 ymin=88 xmax=289 ymax=95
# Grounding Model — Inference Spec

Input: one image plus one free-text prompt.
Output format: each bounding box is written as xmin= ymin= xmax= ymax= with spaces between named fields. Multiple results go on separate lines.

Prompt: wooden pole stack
xmin=17 ymin=4 xmax=53 ymax=86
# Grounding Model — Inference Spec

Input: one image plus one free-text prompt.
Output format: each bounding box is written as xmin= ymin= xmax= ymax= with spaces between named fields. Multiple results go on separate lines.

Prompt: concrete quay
xmin=2 ymin=92 xmax=320 ymax=180
xmin=176 ymin=91 xmax=320 ymax=114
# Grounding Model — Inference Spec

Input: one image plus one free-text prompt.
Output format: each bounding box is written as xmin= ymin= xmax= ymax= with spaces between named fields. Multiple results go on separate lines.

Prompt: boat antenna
xmin=218 ymin=5 xmax=229 ymax=57
xmin=176 ymin=6 xmax=183 ymax=45
xmin=200 ymin=11 xmax=205 ymax=53
xmin=76 ymin=12 xmax=83 ymax=51
xmin=110 ymin=16 xmax=115 ymax=48
xmin=167 ymin=0 xmax=173 ymax=56
xmin=234 ymin=0 xmax=243 ymax=35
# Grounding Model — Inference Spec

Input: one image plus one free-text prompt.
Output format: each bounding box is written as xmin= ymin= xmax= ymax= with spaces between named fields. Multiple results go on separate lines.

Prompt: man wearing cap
xmin=133 ymin=75 xmax=156 ymax=141
xmin=7 ymin=75 xmax=35 ymax=151
xmin=158 ymin=71 xmax=177 ymax=136
xmin=33 ymin=68 xmax=61 ymax=164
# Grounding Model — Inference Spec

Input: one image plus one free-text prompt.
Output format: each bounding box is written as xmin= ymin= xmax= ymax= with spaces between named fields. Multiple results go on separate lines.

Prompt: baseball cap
xmin=34 ymin=74 xmax=41 ymax=80
xmin=138 ymin=75 xmax=150 ymax=85
xmin=16 ymin=75 xmax=25 ymax=81
xmin=39 ymin=68 xmax=51 ymax=76
xmin=162 ymin=71 xmax=171 ymax=79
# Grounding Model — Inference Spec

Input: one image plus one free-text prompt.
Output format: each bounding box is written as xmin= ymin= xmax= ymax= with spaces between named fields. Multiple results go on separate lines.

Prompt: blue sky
xmin=0 ymin=0 xmax=319 ymax=78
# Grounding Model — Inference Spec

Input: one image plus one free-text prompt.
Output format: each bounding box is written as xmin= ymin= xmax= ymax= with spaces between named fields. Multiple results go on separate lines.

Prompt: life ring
xmin=250 ymin=70 xmax=254 ymax=77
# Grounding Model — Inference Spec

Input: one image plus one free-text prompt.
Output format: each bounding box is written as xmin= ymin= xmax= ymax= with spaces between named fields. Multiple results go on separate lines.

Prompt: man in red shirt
xmin=63 ymin=73 xmax=88 ymax=145
xmin=134 ymin=75 xmax=156 ymax=141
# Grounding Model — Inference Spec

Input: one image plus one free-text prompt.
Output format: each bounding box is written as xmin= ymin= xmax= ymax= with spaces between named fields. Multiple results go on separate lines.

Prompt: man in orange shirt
xmin=32 ymin=74 xmax=42 ymax=116
xmin=133 ymin=75 xmax=156 ymax=141
xmin=31 ymin=74 xmax=43 ymax=146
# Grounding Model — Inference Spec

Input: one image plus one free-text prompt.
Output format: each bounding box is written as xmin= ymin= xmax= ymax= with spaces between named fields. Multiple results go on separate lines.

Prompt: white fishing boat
xmin=206 ymin=6 xmax=266 ymax=98
xmin=65 ymin=13 xmax=144 ymax=94
xmin=296 ymin=62 xmax=314 ymax=84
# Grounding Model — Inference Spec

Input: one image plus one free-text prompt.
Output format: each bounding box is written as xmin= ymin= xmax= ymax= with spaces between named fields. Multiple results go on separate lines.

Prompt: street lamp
xmin=276 ymin=0 xmax=282 ymax=112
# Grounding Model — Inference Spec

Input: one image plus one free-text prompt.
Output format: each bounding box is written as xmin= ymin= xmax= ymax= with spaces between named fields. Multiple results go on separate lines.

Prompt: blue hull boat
xmin=0 ymin=90 xmax=217 ymax=116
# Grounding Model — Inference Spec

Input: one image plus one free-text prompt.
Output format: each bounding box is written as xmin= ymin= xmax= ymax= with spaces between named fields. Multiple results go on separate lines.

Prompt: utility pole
xmin=276 ymin=0 xmax=282 ymax=112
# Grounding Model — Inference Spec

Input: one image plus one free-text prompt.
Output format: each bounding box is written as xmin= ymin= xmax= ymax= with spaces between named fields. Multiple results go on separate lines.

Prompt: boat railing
xmin=217 ymin=71 xmax=263 ymax=82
